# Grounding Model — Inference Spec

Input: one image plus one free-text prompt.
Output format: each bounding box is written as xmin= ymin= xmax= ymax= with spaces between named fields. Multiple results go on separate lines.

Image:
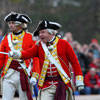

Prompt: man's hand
xmin=9 ymin=50 xmax=21 ymax=59
xmin=77 ymin=85 xmax=84 ymax=91
xmin=30 ymin=77 xmax=37 ymax=86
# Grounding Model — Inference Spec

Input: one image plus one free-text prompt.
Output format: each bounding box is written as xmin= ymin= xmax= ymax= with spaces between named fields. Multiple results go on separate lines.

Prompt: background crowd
xmin=63 ymin=32 xmax=100 ymax=95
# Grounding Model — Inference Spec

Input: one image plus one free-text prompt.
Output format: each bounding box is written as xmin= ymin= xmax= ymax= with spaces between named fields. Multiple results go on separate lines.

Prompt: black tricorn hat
xmin=33 ymin=20 xmax=62 ymax=36
xmin=4 ymin=12 xmax=32 ymax=23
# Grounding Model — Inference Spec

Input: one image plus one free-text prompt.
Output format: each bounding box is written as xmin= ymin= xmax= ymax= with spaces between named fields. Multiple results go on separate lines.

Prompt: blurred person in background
xmin=88 ymin=58 xmax=100 ymax=69
xmin=88 ymin=39 xmax=100 ymax=59
xmin=81 ymin=44 xmax=89 ymax=56
xmin=63 ymin=32 xmax=73 ymax=46
xmin=0 ymin=12 xmax=40 ymax=100
xmin=0 ymin=29 xmax=3 ymax=43
xmin=72 ymin=41 xmax=88 ymax=76
xmin=84 ymin=67 xmax=100 ymax=94
xmin=89 ymin=58 xmax=100 ymax=78
xmin=86 ymin=49 xmax=94 ymax=65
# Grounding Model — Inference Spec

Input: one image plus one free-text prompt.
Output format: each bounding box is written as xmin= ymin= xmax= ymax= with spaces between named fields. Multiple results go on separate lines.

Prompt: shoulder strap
xmin=7 ymin=34 xmax=15 ymax=51
xmin=41 ymin=42 xmax=70 ymax=81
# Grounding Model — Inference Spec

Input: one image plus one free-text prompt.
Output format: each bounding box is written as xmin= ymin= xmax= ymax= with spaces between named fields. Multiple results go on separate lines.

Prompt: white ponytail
xmin=47 ymin=29 xmax=57 ymax=35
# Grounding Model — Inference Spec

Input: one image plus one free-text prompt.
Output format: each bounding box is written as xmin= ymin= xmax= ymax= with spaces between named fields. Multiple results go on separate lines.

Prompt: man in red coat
xmin=84 ymin=67 xmax=100 ymax=94
xmin=9 ymin=20 xmax=84 ymax=100
xmin=0 ymin=12 xmax=40 ymax=100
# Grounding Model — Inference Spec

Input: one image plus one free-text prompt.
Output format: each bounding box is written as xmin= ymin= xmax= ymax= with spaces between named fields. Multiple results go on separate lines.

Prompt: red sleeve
xmin=0 ymin=36 xmax=6 ymax=69
xmin=21 ymin=44 xmax=39 ymax=59
xmin=64 ymin=40 xmax=83 ymax=76
xmin=30 ymin=40 xmax=40 ymax=77
xmin=22 ymin=34 xmax=40 ymax=78
xmin=32 ymin=57 xmax=40 ymax=74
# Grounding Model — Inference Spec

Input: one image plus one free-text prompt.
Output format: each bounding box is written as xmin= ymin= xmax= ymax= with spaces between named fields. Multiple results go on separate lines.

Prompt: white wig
xmin=47 ymin=29 xmax=57 ymax=35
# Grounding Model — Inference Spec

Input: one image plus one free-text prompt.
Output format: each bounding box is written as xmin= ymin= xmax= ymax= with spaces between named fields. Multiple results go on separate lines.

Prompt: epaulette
xmin=1 ymin=33 xmax=10 ymax=41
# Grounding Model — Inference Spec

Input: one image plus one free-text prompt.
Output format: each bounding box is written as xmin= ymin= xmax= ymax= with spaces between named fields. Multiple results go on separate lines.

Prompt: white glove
xmin=76 ymin=76 xmax=84 ymax=91
xmin=30 ymin=77 xmax=37 ymax=86
xmin=77 ymin=85 xmax=84 ymax=91
xmin=9 ymin=50 xmax=21 ymax=59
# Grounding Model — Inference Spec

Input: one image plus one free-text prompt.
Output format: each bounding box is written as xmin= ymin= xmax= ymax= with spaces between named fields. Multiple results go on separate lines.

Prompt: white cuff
xmin=76 ymin=75 xmax=84 ymax=87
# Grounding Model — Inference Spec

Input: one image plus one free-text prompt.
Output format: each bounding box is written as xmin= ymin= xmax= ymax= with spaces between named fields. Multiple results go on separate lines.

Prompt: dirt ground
xmin=75 ymin=95 xmax=100 ymax=100
xmin=0 ymin=95 xmax=100 ymax=100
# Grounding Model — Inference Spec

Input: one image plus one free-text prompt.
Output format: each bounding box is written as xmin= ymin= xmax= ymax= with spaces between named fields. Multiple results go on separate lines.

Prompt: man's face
xmin=8 ymin=21 xmax=22 ymax=33
xmin=39 ymin=29 xmax=53 ymax=43
xmin=90 ymin=68 xmax=96 ymax=77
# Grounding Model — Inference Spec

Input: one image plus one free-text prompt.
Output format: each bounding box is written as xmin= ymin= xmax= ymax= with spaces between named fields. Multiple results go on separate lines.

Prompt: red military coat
xmin=21 ymin=37 xmax=83 ymax=89
xmin=0 ymin=31 xmax=40 ymax=78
